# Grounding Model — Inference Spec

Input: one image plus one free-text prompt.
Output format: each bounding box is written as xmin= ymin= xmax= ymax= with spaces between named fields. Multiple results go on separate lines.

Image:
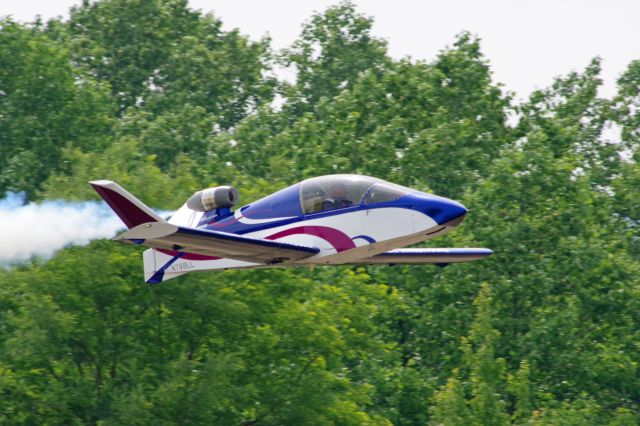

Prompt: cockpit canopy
xmin=299 ymin=175 xmax=412 ymax=214
xmin=240 ymin=174 xmax=415 ymax=220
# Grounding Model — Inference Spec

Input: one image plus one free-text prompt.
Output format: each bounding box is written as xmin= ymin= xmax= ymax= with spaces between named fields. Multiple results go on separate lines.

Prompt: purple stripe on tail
xmin=91 ymin=184 xmax=158 ymax=228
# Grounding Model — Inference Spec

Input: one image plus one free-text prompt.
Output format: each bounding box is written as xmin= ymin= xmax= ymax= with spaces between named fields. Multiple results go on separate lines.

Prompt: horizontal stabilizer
xmin=143 ymin=248 xmax=261 ymax=284
xmin=350 ymin=248 xmax=493 ymax=265
xmin=90 ymin=180 xmax=165 ymax=228
xmin=115 ymin=222 xmax=320 ymax=264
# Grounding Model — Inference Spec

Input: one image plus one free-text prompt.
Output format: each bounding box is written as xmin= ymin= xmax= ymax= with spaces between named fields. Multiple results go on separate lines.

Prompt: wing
xmin=348 ymin=248 xmax=493 ymax=265
xmin=114 ymin=221 xmax=319 ymax=264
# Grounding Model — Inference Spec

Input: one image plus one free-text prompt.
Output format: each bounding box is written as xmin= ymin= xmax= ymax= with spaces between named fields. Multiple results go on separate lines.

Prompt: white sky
xmin=2 ymin=0 xmax=639 ymax=101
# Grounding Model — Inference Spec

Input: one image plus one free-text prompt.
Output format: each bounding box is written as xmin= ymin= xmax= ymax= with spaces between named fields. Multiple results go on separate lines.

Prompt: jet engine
xmin=186 ymin=186 xmax=239 ymax=212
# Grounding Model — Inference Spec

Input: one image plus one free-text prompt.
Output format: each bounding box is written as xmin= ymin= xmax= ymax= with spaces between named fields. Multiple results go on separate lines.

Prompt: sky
xmin=1 ymin=0 xmax=639 ymax=101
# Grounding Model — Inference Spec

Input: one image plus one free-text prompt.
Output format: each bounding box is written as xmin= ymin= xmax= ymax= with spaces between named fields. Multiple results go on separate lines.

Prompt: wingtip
xmin=469 ymin=248 xmax=494 ymax=257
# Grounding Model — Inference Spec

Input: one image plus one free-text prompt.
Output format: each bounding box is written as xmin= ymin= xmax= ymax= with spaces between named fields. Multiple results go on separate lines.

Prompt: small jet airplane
xmin=91 ymin=174 xmax=492 ymax=283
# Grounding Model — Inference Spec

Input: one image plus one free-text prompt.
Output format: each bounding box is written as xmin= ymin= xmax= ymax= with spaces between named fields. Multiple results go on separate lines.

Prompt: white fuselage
xmin=145 ymin=206 xmax=451 ymax=281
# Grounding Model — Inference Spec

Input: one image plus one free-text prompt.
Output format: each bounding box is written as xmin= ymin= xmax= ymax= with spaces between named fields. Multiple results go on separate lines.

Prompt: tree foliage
xmin=0 ymin=19 xmax=113 ymax=199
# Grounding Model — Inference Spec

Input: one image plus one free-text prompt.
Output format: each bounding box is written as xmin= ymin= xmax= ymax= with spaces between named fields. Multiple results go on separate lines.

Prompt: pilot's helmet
xmin=329 ymin=181 xmax=348 ymax=198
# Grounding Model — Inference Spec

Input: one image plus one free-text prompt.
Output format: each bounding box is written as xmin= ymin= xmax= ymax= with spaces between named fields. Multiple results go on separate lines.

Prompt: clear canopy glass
xmin=299 ymin=174 xmax=411 ymax=214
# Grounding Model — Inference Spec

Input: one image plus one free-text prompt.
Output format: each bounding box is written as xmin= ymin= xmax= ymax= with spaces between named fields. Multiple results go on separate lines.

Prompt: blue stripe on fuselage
xmin=202 ymin=196 xmax=417 ymax=235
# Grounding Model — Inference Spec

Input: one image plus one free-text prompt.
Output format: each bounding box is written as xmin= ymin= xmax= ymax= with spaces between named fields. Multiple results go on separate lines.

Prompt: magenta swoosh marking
xmin=158 ymin=225 xmax=354 ymax=262
xmin=264 ymin=226 xmax=356 ymax=252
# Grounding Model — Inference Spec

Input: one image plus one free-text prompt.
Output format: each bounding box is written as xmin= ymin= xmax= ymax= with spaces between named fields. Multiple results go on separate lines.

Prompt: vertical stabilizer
xmin=90 ymin=180 xmax=166 ymax=228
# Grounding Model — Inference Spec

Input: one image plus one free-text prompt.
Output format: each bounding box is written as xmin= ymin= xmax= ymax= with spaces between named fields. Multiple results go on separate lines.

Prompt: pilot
xmin=322 ymin=182 xmax=353 ymax=211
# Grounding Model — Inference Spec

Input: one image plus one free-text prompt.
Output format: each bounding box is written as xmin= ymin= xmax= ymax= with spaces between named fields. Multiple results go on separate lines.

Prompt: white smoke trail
xmin=0 ymin=193 xmax=172 ymax=265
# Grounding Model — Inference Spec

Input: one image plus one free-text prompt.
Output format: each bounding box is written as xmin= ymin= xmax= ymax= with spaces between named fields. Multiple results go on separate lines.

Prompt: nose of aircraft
xmin=410 ymin=193 xmax=468 ymax=226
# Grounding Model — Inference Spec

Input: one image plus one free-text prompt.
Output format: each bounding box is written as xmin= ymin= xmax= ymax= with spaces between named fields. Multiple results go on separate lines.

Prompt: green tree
xmin=610 ymin=60 xmax=640 ymax=256
xmin=461 ymin=60 xmax=640 ymax=419
xmin=67 ymin=0 xmax=201 ymax=114
xmin=281 ymin=1 xmax=388 ymax=116
xmin=430 ymin=370 xmax=472 ymax=425
xmin=0 ymin=244 xmax=404 ymax=425
xmin=506 ymin=360 xmax=533 ymax=423
xmin=464 ymin=284 xmax=510 ymax=426
xmin=430 ymin=283 xmax=509 ymax=426
xmin=0 ymin=19 xmax=113 ymax=199
xmin=40 ymin=137 xmax=193 ymax=207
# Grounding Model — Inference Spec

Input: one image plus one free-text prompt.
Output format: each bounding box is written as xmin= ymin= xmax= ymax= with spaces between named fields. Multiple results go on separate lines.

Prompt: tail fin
xmin=89 ymin=180 xmax=166 ymax=228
